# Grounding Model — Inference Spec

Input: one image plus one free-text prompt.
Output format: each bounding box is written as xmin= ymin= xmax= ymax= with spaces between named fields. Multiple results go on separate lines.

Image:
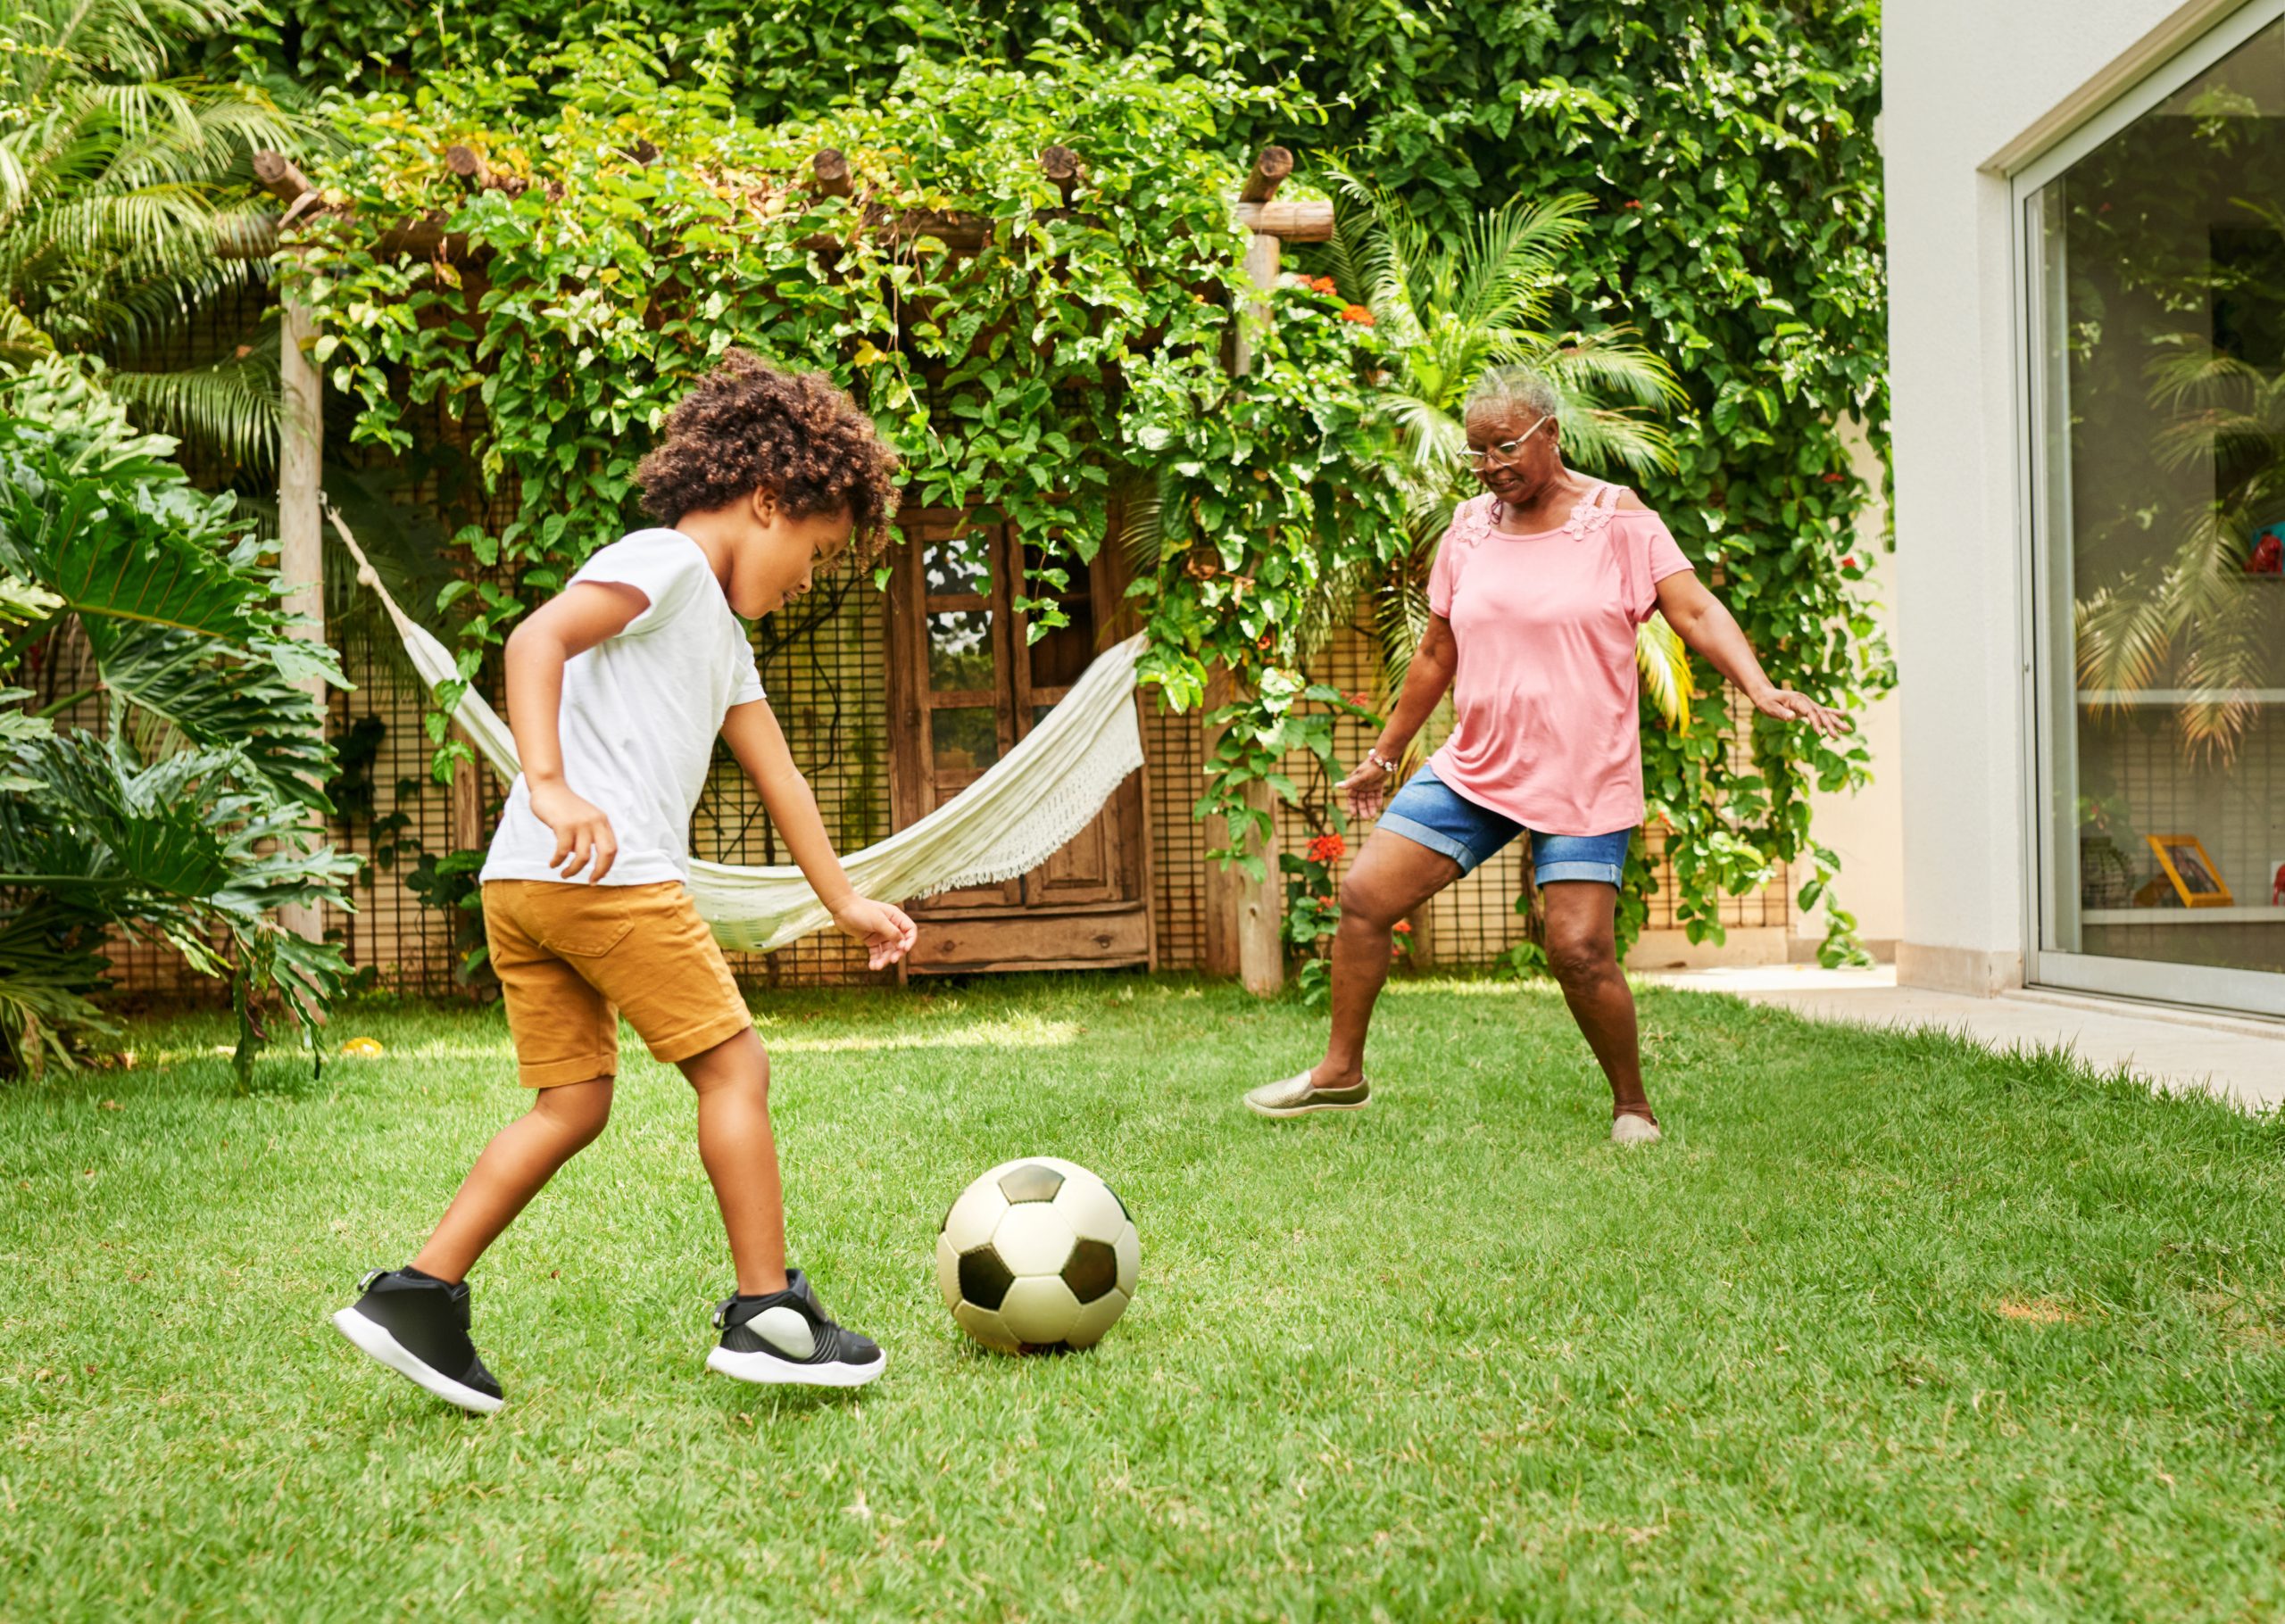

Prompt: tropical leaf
xmin=80 ymin=620 xmax=330 ymax=801
xmin=0 ymin=0 xmax=320 ymax=467
xmin=0 ymin=575 xmax=62 ymax=629
xmin=0 ymin=360 xmax=342 ymax=800
xmin=1636 ymin=612 xmax=1694 ymax=731
xmin=0 ymin=687 xmax=52 ymax=792
xmin=0 ymin=903 xmax=119 ymax=1080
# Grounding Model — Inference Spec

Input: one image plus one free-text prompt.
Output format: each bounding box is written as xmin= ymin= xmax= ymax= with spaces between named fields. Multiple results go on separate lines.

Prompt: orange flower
xmin=1307 ymin=833 xmax=1347 ymax=865
xmin=1392 ymin=920 xmax=1414 ymax=934
xmin=1338 ymin=304 xmax=1375 ymax=326
xmin=1311 ymin=276 xmax=1339 ymax=295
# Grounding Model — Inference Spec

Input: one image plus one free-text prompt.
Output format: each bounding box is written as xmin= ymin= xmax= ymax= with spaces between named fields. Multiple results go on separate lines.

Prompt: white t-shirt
xmin=480 ymin=530 xmax=764 ymax=887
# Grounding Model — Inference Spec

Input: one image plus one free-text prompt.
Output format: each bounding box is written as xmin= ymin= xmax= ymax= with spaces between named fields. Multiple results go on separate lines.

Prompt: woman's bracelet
xmin=1365 ymin=747 xmax=1400 ymax=775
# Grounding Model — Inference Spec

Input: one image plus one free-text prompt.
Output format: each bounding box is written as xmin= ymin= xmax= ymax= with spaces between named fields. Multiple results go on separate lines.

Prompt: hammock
xmin=328 ymin=511 xmax=1148 ymax=953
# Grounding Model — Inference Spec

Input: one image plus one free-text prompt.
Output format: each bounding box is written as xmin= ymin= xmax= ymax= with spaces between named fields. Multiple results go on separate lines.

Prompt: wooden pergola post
xmin=257 ymin=153 xmax=329 ymax=945
xmin=1204 ymin=145 xmax=1306 ymax=997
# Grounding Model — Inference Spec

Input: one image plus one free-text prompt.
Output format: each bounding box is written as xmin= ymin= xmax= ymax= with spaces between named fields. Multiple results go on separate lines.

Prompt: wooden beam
xmin=811 ymin=148 xmax=853 ymax=198
xmin=1218 ymin=223 xmax=1289 ymax=995
xmin=1039 ymin=145 xmax=1083 ymax=204
xmin=277 ymin=289 xmax=326 ymax=946
xmin=1235 ymin=776 xmax=1284 ymax=997
xmin=1233 ymin=228 xmax=1280 ymax=378
xmin=444 ymin=144 xmax=488 ymax=187
xmin=1239 ymin=145 xmax=1292 ymax=204
xmin=253 ymin=150 xmax=312 ymax=208
xmin=450 ymin=750 xmax=484 ymax=851
xmin=1234 ymin=196 xmax=1332 ymax=242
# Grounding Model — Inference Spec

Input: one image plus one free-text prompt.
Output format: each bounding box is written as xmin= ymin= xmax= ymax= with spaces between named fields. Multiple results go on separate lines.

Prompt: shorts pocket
xmin=532 ymin=892 xmax=636 ymax=958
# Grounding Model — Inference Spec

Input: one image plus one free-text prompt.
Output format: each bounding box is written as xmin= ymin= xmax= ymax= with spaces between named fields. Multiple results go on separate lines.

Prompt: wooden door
xmin=885 ymin=511 xmax=1151 ymax=972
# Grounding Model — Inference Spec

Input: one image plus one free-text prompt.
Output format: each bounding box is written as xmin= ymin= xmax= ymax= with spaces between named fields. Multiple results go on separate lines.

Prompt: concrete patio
xmin=1644 ymin=965 xmax=2285 ymax=1112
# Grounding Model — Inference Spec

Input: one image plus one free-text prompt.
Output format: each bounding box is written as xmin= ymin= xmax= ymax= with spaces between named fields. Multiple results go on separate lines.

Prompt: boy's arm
xmin=719 ymin=698 xmax=918 ymax=969
xmin=504 ymin=582 xmax=647 ymax=881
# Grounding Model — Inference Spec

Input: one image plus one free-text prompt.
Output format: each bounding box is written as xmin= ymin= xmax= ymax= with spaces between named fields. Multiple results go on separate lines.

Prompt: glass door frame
xmin=2011 ymin=0 xmax=2285 ymax=1017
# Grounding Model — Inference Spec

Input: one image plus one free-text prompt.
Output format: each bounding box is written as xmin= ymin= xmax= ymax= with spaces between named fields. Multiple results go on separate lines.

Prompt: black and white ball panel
xmin=938 ymin=1157 xmax=1138 ymax=1352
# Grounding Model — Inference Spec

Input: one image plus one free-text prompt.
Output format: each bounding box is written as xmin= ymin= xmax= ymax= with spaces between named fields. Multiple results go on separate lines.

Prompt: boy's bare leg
xmin=411 ymin=1078 xmax=615 ymax=1282
xmin=681 ymin=1029 xmax=787 ymax=1297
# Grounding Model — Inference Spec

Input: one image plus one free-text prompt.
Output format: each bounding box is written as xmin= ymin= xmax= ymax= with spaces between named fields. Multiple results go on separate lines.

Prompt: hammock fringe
xmin=328 ymin=510 xmax=1149 ymax=954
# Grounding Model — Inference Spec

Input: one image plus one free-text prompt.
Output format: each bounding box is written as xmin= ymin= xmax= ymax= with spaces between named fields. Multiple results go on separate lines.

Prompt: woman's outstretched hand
xmin=1750 ymin=686 xmax=1850 ymax=740
xmin=1338 ymin=758 xmax=1393 ymax=821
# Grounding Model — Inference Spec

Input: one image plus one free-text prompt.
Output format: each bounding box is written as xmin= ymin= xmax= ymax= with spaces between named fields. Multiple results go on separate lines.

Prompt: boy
xmin=332 ymin=354 xmax=916 ymax=1412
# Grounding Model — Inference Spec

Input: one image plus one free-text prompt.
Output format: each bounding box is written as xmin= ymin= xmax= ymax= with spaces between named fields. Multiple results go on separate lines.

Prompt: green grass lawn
xmin=2 ymin=974 xmax=2281 ymax=1620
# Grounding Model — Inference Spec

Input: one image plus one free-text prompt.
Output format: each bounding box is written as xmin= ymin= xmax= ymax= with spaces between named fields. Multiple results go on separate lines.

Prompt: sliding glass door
xmin=2023 ymin=5 xmax=2285 ymax=1015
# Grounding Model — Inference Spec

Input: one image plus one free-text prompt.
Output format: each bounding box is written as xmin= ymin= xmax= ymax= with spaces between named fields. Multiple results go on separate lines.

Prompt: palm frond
xmin=1636 ymin=613 xmax=1693 ymax=730
xmin=102 ymin=342 xmax=278 ymax=472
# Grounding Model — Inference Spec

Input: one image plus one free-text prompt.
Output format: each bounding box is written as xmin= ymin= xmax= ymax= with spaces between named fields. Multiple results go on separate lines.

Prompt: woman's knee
xmin=1338 ymin=873 xmax=1405 ymax=931
xmin=1543 ymin=925 xmax=1616 ymax=987
xmin=534 ymin=1078 xmax=613 ymax=1145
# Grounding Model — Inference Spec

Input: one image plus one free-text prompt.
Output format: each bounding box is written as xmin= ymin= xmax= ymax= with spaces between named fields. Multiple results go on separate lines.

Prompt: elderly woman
xmin=1244 ymin=367 xmax=1846 ymax=1141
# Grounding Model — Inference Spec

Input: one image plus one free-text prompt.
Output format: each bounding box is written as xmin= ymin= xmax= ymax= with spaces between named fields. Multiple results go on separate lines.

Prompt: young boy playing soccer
xmin=332 ymin=354 xmax=917 ymax=1412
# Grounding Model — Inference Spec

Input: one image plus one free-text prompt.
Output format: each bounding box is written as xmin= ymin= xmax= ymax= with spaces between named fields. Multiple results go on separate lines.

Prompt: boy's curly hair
xmin=636 ymin=352 xmax=901 ymax=557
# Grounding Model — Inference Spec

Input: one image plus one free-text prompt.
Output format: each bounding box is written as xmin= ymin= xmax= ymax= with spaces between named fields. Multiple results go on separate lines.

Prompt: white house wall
xmin=1882 ymin=0 xmax=2244 ymax=995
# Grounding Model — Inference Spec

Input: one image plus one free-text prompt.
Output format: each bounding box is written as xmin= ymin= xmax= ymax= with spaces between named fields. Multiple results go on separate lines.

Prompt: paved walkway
xmin=1641 ymin=965 xmax=2285 ymax=1112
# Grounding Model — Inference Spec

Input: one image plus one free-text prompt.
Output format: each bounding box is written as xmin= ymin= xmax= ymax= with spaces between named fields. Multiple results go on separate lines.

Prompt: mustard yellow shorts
xmin=482 ymin=880 xmax=752 ymax=1088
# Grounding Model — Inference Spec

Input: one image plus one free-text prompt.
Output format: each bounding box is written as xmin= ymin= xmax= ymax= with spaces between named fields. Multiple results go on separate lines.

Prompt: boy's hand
xmin=831 ymin=896 xmax=918 ymax=969
xmin=528 ymin=779 xmax=619 ymax=882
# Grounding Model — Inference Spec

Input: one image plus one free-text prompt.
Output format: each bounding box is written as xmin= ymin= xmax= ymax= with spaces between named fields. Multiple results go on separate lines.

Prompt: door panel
xmin=885 ymin=512 xmax=1149 ymax=932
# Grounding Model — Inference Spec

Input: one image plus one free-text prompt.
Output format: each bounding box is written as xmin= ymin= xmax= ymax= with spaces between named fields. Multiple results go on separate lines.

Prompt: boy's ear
xmin=747 ymin=487 xmax=779 ymax=527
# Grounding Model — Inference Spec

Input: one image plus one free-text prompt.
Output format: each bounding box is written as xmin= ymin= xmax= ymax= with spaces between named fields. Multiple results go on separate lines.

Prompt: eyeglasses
xmin=1455 ymin=415 xmax=1552 ymax=468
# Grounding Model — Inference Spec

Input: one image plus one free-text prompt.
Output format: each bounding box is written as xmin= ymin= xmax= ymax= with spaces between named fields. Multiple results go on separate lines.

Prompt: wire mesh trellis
xmin=87 ymin=590 xmax=1791 ymax=997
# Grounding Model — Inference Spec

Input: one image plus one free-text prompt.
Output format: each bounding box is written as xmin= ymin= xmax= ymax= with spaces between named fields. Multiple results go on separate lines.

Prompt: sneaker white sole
xmin=330 ymin=1307 xmax=504 ymax=1414
xmin=705 ymin=1344 xmax=886 ymax=1389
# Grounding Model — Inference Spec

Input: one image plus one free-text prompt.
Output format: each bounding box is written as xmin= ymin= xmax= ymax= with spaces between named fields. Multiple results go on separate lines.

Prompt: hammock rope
xmin=328 ymin=510 xmax=1148 ymax=953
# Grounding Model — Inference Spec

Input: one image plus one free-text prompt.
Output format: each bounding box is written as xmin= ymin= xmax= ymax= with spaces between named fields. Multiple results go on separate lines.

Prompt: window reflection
xmin=927 ymin=610 xmax=995 ymax=692
xmin=924 ymin=540 xmax=990 ymax=597
xmin=2035 ymin=16 xmax=2285 ymax=978
xmin=931 ymin=707 xmax=999 ymax=774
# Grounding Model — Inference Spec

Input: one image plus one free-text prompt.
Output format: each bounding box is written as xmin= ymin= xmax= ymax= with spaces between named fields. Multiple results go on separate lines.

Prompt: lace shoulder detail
xmin=1450 ymin=493 xmax=1499 ymax=547
xmin=1562 ymin=481 xmax=1627 ymax=541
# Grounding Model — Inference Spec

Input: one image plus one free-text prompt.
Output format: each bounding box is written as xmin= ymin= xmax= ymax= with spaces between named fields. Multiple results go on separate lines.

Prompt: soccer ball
xmin=936 ymin=1157 xmax=1139 ymax=1353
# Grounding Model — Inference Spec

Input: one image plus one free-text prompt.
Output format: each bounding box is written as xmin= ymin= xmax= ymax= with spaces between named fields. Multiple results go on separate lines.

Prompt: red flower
xmin=1338 ymin=304 xmax=1375 ymax=326
xmin=1821 ymin=471 xmax=1845 ymax=483
xmin=1841 ymin=555 xmax=1857 ymax=571
xmin=1307 ymin=833 xmax=1347 ymax=865
xmin=1392 ymin=920 xmax=1413 ymax=934
xmin=1622 ymin=200 xmax=1642 ymax=211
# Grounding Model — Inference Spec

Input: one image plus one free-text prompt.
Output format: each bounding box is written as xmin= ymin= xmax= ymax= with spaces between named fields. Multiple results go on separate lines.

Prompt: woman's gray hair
xmin=1464 ymin=366 xmax=1562 ymax=422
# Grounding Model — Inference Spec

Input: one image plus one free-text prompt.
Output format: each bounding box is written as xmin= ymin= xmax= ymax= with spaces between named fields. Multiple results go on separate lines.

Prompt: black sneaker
xmin=331 ymin=1268 xmax=504 ymax=1414
xmin=705 ymin=1269 xmax=885 ymax=1389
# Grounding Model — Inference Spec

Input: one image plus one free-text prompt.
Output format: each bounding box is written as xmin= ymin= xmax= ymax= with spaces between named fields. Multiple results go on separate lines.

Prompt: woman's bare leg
xmin=1540 ymin=881 xmax=1654 ymax=1121
xmin=1309 ymin=830 xmax=1463 ymax=1089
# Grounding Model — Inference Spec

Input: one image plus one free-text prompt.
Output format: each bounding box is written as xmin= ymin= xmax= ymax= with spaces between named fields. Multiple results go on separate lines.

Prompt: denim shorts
xmin=1377 ymin=762 xmax=1633 ymax=884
